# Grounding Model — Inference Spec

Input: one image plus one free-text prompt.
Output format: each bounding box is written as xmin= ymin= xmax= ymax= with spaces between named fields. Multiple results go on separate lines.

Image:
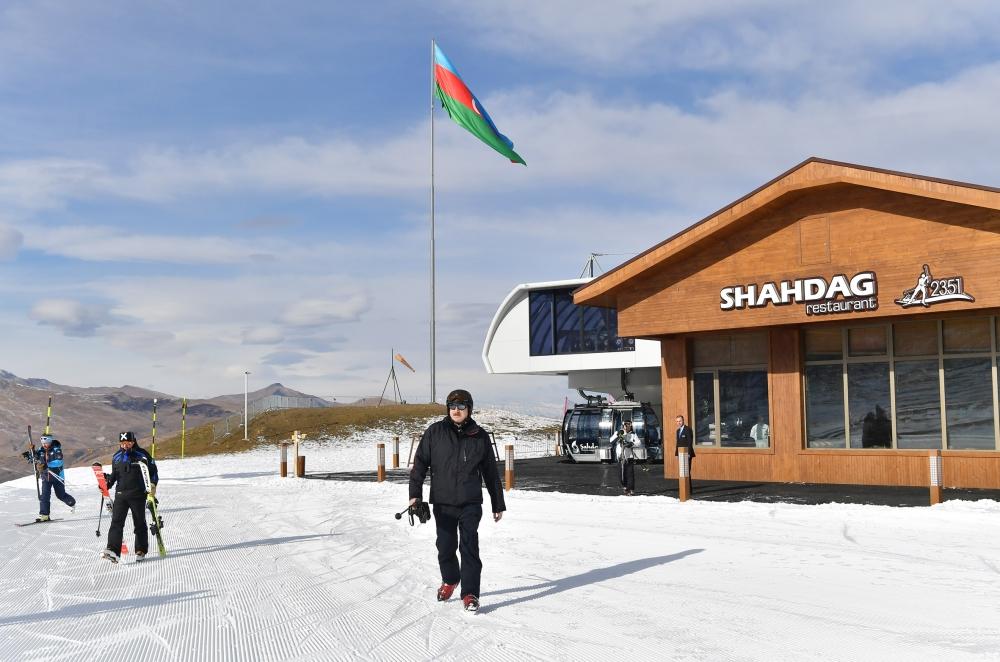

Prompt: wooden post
xmin=555 ymin=431 xmax=562 ymax=456
xmin=678 ymin=447 xmax=691 ymax=502
xmin=407 ymin=433 xmax=420 ymax=466
xmin=279 ymin=442 xmax=289 ymax=478
xmin=929 ymin=449 xmax=943 ymax=505
xmin=293 ymin=430 xmax=304 ymax=477
xmin=505 ymin=444 xmax=514 ymax=491
xmin=392 ymin=436 xmax=400 ymax=469
xmin=377 ymin=443 xmax=386 ymax=482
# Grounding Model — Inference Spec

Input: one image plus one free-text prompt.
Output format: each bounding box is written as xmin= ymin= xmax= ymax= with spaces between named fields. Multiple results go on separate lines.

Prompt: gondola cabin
xmin=562 ymin=399 xmax=663 ymax=463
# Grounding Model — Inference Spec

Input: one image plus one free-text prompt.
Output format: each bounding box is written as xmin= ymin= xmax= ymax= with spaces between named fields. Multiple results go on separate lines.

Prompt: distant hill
xmin=0 ymin=370 xmax=329 ymax=483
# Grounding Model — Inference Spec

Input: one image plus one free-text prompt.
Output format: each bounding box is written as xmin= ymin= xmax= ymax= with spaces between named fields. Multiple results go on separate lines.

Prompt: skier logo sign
xmin=894 ymin=264 xmax=975 ymax=308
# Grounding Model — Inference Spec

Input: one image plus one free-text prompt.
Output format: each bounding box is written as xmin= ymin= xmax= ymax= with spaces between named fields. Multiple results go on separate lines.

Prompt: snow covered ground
xmin=2 ymin=410 xmax=999 ymax=661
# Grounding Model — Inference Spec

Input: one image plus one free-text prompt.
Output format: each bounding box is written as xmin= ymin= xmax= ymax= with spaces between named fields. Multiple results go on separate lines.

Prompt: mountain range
xmin=0 ymin=370 xmax=328 ymax=483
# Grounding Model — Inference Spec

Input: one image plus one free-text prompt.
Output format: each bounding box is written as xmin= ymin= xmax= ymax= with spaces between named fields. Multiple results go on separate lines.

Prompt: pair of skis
xmin=139 ymin=462 xmax=167 ymax=558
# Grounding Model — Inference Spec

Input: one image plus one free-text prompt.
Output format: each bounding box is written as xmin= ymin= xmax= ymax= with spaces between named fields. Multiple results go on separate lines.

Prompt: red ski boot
xmin=436 ymin=582 xmax=459 ymax=602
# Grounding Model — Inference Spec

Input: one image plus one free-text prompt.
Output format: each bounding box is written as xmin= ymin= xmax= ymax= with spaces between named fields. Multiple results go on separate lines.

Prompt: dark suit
xmin=675 ymin=425 xmax=694 ymax=459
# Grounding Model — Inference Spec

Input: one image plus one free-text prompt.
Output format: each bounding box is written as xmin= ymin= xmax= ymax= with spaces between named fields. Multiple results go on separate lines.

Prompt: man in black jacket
xmin=675 ymin=414 xmax=695 ymax=472
xmin=409 ymin=389 xmax=505 ymax=613
xmin=101 ymin=431 xmax=158 ymax=563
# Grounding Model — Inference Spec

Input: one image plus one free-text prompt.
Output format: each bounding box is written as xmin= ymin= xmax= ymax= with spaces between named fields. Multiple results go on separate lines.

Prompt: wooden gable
xmin=575 ymin=158 xmax=1000 ymax=338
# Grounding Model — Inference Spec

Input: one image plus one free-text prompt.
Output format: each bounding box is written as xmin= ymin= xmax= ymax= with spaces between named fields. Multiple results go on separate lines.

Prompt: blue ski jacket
xmin=106 ymin=445 xmax=158 ymax=498
xmin=33 ymin=441 xmax=67 ymax=482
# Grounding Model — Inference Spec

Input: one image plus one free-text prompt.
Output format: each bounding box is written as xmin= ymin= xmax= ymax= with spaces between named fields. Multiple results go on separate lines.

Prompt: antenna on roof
xmin=580 ymin=253 xmax=606 ymax=278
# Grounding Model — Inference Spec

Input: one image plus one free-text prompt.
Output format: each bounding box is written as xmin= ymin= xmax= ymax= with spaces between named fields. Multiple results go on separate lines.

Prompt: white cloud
xmin=447 ymin=1 xmax=1000 ymax=75
xmin=242 ymin=326 xmax=285 ymax=345
xmin=29 ymin=298 xmax=115 ymax=337
xmin=0 ymin=225 xmax=23 ymax=259
xmin=20 ymin=224 xmax=276 ymax=264
xmin=280 ymin=294 xmax=372 ymax=327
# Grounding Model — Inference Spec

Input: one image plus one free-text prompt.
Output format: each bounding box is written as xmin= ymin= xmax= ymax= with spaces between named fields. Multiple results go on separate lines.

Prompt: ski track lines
xmin=3 ymin=451 xmax=1000 ymax=661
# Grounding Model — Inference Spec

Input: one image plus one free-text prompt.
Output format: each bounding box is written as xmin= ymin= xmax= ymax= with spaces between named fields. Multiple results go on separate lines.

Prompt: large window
xmin=528 ymin=288 xmax=635 ymax=356
xmin=803 ymin=316 xmax=1000 ymax=450
xmin=691 ymin=333 xmax=770 ymax=447
xmin=805 ymin=364 xmax=845 ymax=447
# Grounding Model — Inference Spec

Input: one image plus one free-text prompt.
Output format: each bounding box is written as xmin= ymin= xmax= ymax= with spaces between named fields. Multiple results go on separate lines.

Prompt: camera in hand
xmin=394 ymin=500 xmax=431 ymax=526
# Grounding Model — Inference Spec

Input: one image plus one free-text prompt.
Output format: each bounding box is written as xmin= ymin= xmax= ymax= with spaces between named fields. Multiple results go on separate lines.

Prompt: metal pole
xmin=45 ymin=396 xmax=52 ymax=435
xmin=392 ymin=435 xmax=400 ymax=469
xmin=181 ymin=398 xmax=187 ymax=459
xmin=151 ymin=398 xmax=157 ymax=458
xmin=244 ymin=371 xmax=250 ymax=441
xmin=430 ymin=38 xmax=437 ymax=404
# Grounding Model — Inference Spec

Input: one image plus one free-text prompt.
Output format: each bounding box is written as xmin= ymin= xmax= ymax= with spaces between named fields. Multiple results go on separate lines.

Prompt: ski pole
xmin=46 ymin=469 xmax=65 ymax=484
xmin=27 ymin=426 xmax=41 ymax=501
xmin=95 ymin=496 xmax=105 ymax=537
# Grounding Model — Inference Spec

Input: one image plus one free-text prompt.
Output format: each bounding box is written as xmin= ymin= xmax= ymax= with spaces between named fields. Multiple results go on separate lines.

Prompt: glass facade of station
xmin=804 ymin=316 xmax=1000 ymax=450
xmin=528 ymin=287 xmax=635 ymax=356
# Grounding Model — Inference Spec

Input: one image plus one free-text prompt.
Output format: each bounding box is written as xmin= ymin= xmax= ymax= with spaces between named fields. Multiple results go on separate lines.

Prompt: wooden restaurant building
xmin=574 ymin=158 xmax=1000 ymax=489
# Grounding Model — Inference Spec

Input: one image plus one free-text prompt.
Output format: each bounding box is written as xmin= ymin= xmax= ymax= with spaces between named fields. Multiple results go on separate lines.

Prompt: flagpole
xmin=429 ymin=38 xmax=437 ymax=404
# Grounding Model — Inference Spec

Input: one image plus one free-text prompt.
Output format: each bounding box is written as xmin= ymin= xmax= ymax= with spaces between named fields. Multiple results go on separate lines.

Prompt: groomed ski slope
xmin=1 ymin=410 xmax=999 ymax=662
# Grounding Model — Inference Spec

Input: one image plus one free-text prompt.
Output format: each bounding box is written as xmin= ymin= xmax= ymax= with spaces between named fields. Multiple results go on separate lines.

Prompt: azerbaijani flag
xmin=433 ymin=44 xmax=526 ymax=165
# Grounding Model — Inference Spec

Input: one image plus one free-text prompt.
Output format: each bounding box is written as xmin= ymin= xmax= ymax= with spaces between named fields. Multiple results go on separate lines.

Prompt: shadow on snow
xmin=0 ymin=591 xmax=210 ymax=627
xmin=160 ymin=533 xmax=336 ymax=560
xmin=479 ymin=549 xmax=704 ymax=614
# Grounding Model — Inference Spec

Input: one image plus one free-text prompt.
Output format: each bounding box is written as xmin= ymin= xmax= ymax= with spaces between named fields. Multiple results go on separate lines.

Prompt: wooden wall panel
xmin=768 ymin=327 xmax=801 ymax=480
xmin=942 ymin=453 xmax=1000 ymax=489
xmin=660 ymin=337 xmax=688 ymax=479
xmin=617 ymin=187 xmax=1000 ymax=338
xmin=675 ymin=450 xmax=776 ymax=482
xmin=675 ymin=450 xmax=1000 ymax=488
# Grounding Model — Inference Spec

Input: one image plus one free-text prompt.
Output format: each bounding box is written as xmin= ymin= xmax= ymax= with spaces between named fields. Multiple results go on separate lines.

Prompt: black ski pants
xmin=619 ymin=460 xmax=635 ymax=492
xmin=433 ymin=503 xmax=483 ymax=598
xmin=39 ymin=477 xmax=75 ymax=516
xmin=107 ymin=494 xmax=148 ymax=555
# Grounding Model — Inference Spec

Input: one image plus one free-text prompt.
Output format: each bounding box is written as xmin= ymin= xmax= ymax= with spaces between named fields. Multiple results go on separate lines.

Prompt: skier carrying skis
xmin=409 ymin=389 xmax=506 ymax=613
xmin=101 ymin=431 xmax=158 ymax=562
xmin=28 ymin=435 xmax=77 ymax=522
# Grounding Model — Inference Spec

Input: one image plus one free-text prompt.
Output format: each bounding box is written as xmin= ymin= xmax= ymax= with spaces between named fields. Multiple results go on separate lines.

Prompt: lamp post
xmin=244 ymin=371 xmax=250 ymax=441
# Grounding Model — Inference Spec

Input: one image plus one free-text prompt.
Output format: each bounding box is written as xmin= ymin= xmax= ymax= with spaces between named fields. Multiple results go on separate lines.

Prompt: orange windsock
xmin=394 ymin=353 xmax=415 ymax=372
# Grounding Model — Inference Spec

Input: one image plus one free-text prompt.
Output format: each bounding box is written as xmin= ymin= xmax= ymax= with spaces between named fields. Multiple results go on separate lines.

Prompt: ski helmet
xmin=40 ymin=435 xmax=54 ymax=445
xmin=445 ymin=388 xmax=473 ymax=415
xmin=119 ymin=431 xmax=137 ymax=443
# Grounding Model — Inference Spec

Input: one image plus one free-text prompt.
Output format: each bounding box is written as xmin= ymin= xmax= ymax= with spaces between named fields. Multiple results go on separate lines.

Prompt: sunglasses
xmin=447 ymin=402 xmax=468 ymax=411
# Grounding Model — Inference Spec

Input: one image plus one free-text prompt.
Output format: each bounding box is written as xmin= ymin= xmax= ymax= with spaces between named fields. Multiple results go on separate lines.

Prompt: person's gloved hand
xmin=150 ymin=484 xmax=157 ymax=497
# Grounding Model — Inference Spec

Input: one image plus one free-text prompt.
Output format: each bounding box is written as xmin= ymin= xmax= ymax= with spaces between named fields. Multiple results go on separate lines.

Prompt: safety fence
xmin=212 ymin=395 xmax=331 ymax=441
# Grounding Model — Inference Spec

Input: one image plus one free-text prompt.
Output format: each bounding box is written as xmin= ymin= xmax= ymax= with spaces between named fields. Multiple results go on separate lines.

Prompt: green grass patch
xmin=149 ymin=404 xmax=444 ymax=459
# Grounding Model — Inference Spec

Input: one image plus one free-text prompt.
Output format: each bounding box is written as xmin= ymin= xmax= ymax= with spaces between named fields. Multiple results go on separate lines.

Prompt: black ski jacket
xmin=106 ymin=445 xmax=158 ymax=499
xmin=409 ymin=416 xmax=506 ymax=513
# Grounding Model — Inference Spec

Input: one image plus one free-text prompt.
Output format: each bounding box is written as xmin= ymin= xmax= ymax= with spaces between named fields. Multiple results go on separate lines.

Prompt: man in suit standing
xmin=675 ymin=415 xmax=694 ymax=475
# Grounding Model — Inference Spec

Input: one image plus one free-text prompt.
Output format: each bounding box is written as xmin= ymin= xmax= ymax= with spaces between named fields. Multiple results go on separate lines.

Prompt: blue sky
xmin=3 ymin=1 xmax=1000 ymax=408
